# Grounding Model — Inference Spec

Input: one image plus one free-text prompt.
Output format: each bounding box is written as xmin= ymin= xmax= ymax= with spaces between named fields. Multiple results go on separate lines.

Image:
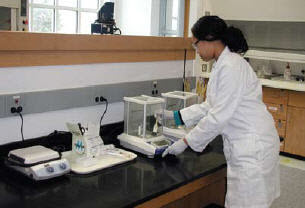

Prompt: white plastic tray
xmin=62 ymin=148 xmax=137 ymax=174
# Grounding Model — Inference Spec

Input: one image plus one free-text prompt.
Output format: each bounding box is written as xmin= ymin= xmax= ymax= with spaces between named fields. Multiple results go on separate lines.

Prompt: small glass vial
xmin=284 ymin=63 xmax=291 ymax=81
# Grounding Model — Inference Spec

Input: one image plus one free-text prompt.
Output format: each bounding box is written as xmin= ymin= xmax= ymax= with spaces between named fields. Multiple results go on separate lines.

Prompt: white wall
xmin=114 ymin=0 xmax=153 ymax=36
xmin=205 ymin=0 xmax=305 ymax=21
xmin=0 ymin=60 xmax=194 ymax=145
xmin=0 ymin=61 xmax=191 ymax=94
xmin=188 ymin=0 xmax=204 ymax=37
xmin=188 ymin=0 xmax=205 ymax=77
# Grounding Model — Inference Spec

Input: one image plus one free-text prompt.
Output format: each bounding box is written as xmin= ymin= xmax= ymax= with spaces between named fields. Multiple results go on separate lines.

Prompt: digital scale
xmin=6 ymin=145 xmax=70 ymax=181
xmin=62 ymin=122 xmax=137 ymax=174
xmin=117 ymin=95 xmax=172 ymax=158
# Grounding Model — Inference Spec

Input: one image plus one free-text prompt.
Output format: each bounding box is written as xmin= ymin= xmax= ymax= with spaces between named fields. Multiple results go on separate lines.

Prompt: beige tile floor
xmin=280 ymin=155 xmax=305 ymax=170
xmin=270 ymin=156 xmax=305 ymax=208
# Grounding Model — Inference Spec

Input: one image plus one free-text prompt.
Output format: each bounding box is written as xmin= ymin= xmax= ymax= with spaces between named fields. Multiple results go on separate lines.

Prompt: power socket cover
xmin=6 ymin=94 xmax=25 ymax=116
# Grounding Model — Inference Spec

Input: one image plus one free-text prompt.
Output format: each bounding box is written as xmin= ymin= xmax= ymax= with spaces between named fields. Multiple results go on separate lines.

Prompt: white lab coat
xmin=180 ymin=47 xmax=280 ymax=208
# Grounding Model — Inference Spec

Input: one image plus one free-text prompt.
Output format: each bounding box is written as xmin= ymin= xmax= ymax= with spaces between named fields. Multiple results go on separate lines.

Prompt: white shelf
xmin=244 ymin=50 xmax=305 ymax=64
xmin=198 ymin=72 xmax=305 ymax=92
xmin=260 ymin=79 xmax=305 ymax=92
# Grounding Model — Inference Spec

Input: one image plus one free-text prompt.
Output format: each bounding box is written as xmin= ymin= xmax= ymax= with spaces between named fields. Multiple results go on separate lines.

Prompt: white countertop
xmin=200 ymin=72 xmax=305 ymax=92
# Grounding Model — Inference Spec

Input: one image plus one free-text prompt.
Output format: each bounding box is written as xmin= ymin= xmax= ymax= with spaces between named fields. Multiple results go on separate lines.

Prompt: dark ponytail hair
xmin=191 ymin=16 xmax=248 ymax=54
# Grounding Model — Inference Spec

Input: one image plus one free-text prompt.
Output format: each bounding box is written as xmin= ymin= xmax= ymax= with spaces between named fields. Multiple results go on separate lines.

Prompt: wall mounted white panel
xmin=0 ymin=60 xmax=193 ymax=94
xmin=205 ymin=0 xmax=305 ymax=22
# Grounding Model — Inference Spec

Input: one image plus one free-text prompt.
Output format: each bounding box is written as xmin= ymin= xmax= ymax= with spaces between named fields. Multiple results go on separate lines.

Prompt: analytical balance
xmin=117 ymin=95 xmax=172 ymax=158
xmin=161 ymin=91 xmax=199 ymax=140
xmin=6 ymin=145 xmax=70 ymax=181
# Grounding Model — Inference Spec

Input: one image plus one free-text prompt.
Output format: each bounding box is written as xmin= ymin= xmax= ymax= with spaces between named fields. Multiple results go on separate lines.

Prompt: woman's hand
xmin=162 ymin=138 xmax=188 ymax=157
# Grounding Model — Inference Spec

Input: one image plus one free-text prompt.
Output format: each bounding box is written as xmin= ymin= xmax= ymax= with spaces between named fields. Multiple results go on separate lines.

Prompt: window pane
xmin=0 ymin=7 xmax=11 ymax=30
xmin=32 ymin=0 xmax=54 ymax=5
xmin=172 ymin=0 xmax=178 ymax=18
xmin=165 ymin=0 xmax=173 ymax=30
xmin=81 ymin=0 xmax=98 ymax=9
xmin=56 ymin=10 xmax=77 ymax=33
xmin=80 ymin=12 xmax=97 ymax=34
xmin=172 ymin=18 xmax=177 ymax=30
xmin=32 ymin=8 xmax=53 ymax=32
xmin=58 ymin=0 xmax=77 ymax=8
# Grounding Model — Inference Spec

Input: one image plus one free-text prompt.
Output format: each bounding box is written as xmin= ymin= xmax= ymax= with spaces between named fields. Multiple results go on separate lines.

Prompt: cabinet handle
xmin=278 ymin=120 xmax=282 ymax=128
xmin=287 ymin=109 xmax=290 ymax=124
xmin=268 ymin=106 xmax=278 ymax=112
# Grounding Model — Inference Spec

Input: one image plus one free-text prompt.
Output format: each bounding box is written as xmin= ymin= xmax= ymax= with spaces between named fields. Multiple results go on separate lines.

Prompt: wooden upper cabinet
xmin=262 ymin=87 xmax=288 ymax=105
xmin=285 ymin=106 xmax=305 ymax=157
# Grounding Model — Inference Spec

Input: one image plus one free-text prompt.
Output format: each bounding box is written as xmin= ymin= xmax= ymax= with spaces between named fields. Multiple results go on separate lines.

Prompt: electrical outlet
xmin=93 ymin=86 xmax=107 ymax=104
xmin=153 ymin=81 xmax=158 ymax=88
xmin=152 ymin=81 xmax=158 ymax=96
xmin=13 ymin=95 xmax=21 ymax=106
xmin=6 ymin=94 xmax=25 ymax=115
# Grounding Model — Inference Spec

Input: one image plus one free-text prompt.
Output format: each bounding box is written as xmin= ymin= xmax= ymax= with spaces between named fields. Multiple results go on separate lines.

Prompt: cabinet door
xmin=288 ymin=91 xmax=305 ymax=108
xmin=274 ymin=119 xmax=286 ymax=138
xmin=263 ymin=87 xmax=288 ymax=105
xmin=285 ymin=107 xmax=305 ymax=157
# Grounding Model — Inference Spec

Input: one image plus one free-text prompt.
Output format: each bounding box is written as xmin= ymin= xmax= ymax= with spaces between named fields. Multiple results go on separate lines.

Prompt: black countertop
xmin=0 ymin=123 xmax=226 ymax=208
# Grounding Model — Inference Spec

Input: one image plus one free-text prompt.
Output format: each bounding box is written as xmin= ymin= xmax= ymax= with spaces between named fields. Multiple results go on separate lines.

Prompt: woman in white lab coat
xmin=162 ymin=16 xmax=280 ymax=208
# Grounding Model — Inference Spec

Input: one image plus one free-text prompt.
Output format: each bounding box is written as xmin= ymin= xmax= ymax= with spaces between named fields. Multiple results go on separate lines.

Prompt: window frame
xmin=29 ymin=0 xmax=103 ymax=33
xmin=159 ymin=0 xmax=185 ymax=37
xmin=29 ymin=0 xmax=185 ymax=36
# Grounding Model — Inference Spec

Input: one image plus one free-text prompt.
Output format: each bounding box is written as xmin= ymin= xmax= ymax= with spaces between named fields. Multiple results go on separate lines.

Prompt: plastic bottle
xmin=284 ymin=62 xmax=291 ymax=81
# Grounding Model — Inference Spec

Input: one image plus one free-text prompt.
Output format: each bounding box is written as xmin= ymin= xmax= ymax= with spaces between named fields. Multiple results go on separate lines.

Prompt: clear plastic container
xmin=161 ymin=91 xmax=198 ymax=129
xmin=123 ymin=95 xmax=165 ymax=139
